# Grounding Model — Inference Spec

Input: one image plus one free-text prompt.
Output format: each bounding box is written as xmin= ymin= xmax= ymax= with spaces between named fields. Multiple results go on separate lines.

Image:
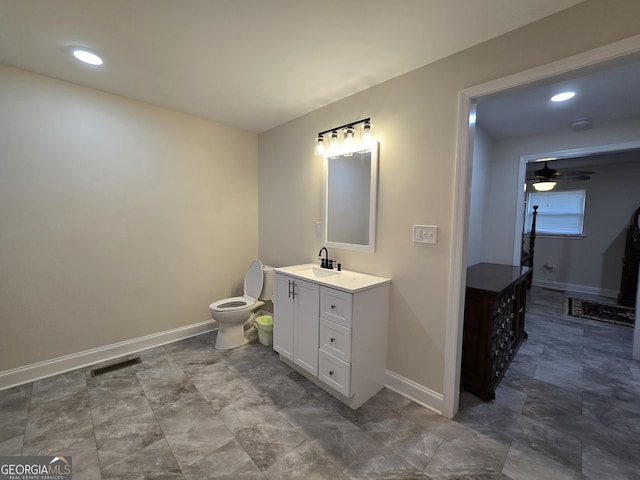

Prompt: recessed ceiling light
xmin=72 ymin=48 xmax=103 ymax=66
xmin=550 ymin=91 xmax=575 ymax=102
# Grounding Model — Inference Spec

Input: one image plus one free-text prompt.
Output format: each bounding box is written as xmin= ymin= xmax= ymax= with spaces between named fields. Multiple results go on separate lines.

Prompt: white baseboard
xmin=533 ymin=279 xmax=618 ymax=299
xmin=385 ymin=369 xmax=444 ymax=415
xmin=0 ymin=320 xmax=217 ymax=391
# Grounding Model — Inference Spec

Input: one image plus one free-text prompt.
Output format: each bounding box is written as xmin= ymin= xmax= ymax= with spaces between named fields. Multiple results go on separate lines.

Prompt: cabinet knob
xmin=331 ymin=305 xmax=336 ymax=310
xmin=330 ymin=337 xmax=336 ymax=343
xmin=329 ymin=370 xmax=334 ymax=376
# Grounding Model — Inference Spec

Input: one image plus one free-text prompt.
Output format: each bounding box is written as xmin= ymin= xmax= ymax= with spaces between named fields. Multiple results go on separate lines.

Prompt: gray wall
xmin=533 ymin=157 xmax=640 ymax=296
xmin=483 ymin=116 xmax=640 ymax=296
xmin=3 ymin=0 xmax=640 ymax=404
xmin=468 ymin=126 xmax=493 ymax=266
xmin=259 ymin=0 xmax=640 ymax=396
xmin=0 ymin=66 xmax=259 ymax=372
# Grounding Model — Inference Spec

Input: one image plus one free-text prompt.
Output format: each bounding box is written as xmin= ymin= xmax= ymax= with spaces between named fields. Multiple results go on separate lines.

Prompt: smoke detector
xmin=571 ymin=118 xmax=592 ymax=130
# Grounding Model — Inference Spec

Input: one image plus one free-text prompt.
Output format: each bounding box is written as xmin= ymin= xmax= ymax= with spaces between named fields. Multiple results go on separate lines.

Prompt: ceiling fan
xmin=527 ymin=161 xmax=595 ymax=191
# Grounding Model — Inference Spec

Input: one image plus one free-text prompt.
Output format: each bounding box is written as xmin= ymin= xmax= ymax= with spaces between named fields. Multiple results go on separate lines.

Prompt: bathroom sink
xmin=275 ymin=264 xmax=390 ymax=293
xmin=306 ymin=266 xmax=342 ymax=278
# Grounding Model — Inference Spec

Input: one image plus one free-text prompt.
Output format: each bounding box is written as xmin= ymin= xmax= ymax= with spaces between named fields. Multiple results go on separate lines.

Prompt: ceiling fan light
xmin=533 ymin=180 xmax=557 ymax=192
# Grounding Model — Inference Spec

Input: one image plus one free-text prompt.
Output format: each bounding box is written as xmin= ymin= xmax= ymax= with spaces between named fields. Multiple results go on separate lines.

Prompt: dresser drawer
xmin=318 ymin=350 xmax=351 ymax=397
xmin=320 ymin=287 xmax=352 ymax=327
xmin=320 ymin=319 xmax=351 ymax=362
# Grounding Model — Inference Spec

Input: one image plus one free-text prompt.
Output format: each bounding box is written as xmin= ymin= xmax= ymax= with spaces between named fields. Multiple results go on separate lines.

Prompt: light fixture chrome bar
xmin=317 ymin=117 xmax=371 ymax=137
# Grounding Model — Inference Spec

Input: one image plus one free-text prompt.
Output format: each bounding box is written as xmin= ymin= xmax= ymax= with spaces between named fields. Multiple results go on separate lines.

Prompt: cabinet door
xmin=293 ymin=279 xmax=320 ymax=376
xmin=273 ymin=273 xmax=295 ymax=361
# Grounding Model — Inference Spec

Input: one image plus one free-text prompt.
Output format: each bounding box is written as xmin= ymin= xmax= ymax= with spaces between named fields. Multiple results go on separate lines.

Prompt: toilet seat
xmin=209 ymin=296 xmax=256 ymax=312
xmin=208 ymin=260 xmax=265 ymax=313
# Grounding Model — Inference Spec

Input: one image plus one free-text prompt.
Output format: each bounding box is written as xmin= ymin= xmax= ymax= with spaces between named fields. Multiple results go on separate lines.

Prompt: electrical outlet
xmin=413 ymin=225 xmax=438 ymax=244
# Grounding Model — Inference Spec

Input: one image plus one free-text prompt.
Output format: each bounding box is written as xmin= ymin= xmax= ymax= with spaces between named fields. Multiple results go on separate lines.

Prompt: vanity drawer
xmin=318 ymin=350 xmax=351 ymax=397
xmin=320 ymin=319 xmax=352 ymax=362
xmin=320 ymin=287 xmax=352 ymax=327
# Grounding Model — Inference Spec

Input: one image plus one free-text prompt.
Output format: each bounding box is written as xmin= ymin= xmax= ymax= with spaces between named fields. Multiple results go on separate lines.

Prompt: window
xmin=525 ymin=190 xmax=586 ymax=236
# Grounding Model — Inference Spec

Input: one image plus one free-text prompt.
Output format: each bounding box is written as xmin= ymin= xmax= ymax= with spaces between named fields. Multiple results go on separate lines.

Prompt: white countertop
xmin=274 ymin=263 xmax=391 ymax=293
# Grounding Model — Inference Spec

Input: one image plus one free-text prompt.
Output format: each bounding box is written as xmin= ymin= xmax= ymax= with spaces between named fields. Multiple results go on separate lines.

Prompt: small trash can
xmin=255 ymin=314 xmax=273 ymax=346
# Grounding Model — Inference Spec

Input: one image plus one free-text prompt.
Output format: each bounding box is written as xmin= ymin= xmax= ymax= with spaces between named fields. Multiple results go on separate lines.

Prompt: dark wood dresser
xmin=619 ymin=206 xmax=640 ymax=307
xmin=462 ymin=263 xmax=529 ymax=400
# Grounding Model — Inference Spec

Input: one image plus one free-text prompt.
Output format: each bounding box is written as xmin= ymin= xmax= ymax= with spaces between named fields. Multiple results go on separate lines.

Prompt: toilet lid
xmin=244 ymin=260 xmax=264 ymax=301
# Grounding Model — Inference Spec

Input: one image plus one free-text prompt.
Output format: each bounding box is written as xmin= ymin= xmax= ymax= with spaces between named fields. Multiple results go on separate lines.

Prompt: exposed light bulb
xmin=315 ymin=136 xmax=324 ymax=156
xmin=330 ymin=131 xmax=339 ymax=151
xmin=362 ymin=121 xmax=372 ymax=145
xmin=344 ymin=127 xmax=354 ymax=147
xmin=72 ymin=48 xmax=103 ymax=65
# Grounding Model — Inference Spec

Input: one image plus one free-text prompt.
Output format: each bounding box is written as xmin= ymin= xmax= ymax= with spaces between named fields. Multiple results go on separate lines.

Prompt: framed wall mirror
xmin=323 ymin=142 xmax=378 ymax=252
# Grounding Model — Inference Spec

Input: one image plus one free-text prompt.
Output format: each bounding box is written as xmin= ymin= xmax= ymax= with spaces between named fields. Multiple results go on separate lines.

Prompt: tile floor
xmin=1 ymin=286 xmax=639 ymax=479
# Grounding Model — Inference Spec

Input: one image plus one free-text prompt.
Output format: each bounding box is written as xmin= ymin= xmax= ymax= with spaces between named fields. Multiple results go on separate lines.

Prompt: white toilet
xmin=209 ymin=260 xmax=274 ymax=350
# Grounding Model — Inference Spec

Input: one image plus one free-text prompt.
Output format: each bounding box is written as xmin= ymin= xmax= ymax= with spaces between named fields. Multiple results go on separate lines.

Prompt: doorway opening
xmin=444 ymin=34 xmax=640 ymax=419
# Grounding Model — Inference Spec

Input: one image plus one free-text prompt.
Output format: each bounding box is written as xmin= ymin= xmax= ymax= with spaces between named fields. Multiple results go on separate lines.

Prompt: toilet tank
xmin=259 ymin=265 xmax=274 ymax=300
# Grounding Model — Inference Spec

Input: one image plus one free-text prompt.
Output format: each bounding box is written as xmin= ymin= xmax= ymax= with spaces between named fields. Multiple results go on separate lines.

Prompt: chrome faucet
xmin=318 ymin=247 xmax=332 ymax=269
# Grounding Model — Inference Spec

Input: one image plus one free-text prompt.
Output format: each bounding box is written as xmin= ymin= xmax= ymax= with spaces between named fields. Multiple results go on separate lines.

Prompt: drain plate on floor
xmin=90 ymin=357 xmax=141 ymax=377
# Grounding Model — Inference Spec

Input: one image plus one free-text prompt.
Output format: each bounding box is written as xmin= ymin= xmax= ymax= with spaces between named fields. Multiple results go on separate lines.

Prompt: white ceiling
xmin=0 ymin=0 xmax=584 ymax=133
xmin=525 ymin=149 xmax=640 ymax=176
xmin=477 ymin=53 xmax=640 ymax=139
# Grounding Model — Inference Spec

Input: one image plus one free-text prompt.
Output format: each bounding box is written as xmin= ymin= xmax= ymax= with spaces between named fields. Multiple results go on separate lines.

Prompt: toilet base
xmin=214 ymin=322 xmax=253 ymax=350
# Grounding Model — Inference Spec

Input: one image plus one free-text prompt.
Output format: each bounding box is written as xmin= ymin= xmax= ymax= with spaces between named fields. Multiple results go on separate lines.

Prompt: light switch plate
xmin=413 ymin=225 xmax=438 ymax=244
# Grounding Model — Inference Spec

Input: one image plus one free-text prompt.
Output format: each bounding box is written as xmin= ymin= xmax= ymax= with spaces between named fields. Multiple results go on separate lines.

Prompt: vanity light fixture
xmin=71 ymin=48 xmax=104 ymax=66
xmin=315 ymin=117 xmax=372 ymax=156
xmin=532 ymin=180 xmax=557 ymax=192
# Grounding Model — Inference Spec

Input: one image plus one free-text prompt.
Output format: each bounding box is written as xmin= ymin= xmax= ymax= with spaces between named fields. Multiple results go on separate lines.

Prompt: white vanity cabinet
xmin=273 ymin=265 xmax=390 ymax=410
xmin=273 ymin=274 xmax=319 ymax=376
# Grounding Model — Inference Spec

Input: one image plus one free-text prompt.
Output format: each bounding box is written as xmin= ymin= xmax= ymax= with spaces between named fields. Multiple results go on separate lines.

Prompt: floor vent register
xmin=90 ymin=357 xmax=142 ymax=377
